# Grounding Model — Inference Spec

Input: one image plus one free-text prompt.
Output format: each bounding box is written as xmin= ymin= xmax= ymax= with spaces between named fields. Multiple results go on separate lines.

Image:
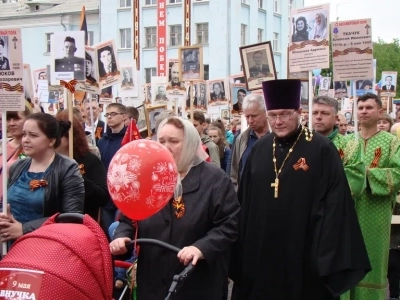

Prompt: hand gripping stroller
xmin=121 ymin=239 xmax=195 ymax=300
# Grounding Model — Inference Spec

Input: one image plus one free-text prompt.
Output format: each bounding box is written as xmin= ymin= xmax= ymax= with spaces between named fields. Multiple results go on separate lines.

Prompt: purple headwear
xmin=261 ymin=79 xmax=302 ymax=110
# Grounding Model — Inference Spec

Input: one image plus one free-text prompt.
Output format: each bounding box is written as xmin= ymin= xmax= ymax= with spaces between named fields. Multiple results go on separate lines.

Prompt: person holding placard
xmin=344 ymin=93 xmax=400 ymax=300
xmin=230 ymin=80 xmax=370 ymax=300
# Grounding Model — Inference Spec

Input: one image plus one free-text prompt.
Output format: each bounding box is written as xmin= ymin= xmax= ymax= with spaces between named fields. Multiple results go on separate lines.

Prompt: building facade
xmin=100 ymin=0 xmax=304 ymax=89
xmin=0 ymin=0 xmax=100 ymax=72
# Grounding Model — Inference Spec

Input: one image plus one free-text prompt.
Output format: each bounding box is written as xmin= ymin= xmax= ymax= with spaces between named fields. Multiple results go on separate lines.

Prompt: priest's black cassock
xmin=229 ymin=80 xmax=371 ymax=300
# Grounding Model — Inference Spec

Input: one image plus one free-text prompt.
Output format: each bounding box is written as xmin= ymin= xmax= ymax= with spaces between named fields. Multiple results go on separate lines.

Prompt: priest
xmin=230 ymin=79 xmax=370 ymax=300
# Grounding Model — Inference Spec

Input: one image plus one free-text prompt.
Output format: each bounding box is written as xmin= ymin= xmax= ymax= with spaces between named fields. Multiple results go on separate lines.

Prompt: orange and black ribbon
xmin=60 ymin=79 xmax=78 ymax=93
xmin=370 ymin=148 xmax=382 ymax=168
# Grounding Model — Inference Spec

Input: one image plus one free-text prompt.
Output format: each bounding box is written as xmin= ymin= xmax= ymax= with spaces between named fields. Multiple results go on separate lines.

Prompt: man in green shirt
xmin=312 ymin=95 xmax=366 ymax=199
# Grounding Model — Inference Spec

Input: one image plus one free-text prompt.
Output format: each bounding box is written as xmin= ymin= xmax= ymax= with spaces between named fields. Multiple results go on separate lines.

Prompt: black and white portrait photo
xmin=179 ymin=46 xmax=203 ymax=82
xmin=95 ymin=40 xmax=121 ymax=89
xmin=240 ymin=42 xmax=276 ymax=91
xmin=167 ymin=60 xmax=185 ymax=92
xmin=319 ymin=77 xmax=330 ymax=91
xmin=121 ymin=67 xmax=134 ymax=88
xmin=0 ymin=36 xmax=10 ymax=71
xmin=291 ymin=16 xmax=309 ymax=43
xmin=97 ymin=44 xmax=118 ymax=78
xmin=52 ymin=31 xmax=85 ymax=84
xmin=85 ymin=51 xmax=97 ymax=84
xmin=208 ymin=80 xmax=229 ymax=107
xmin=334 ymin=81 xmax=348 ymax=98
xmin=197 ymin=82 xmax=207 ymax=109
xmin=147 ymin=105 xmax=167 ymax=135
xmin=300 ymin=81 xmax=308 ymax=106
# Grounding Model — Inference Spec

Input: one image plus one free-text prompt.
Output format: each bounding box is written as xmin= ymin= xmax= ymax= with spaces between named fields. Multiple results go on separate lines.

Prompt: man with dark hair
xmin=248 ymin=51 xmax=270 ymax=80
xmin=233 ymin=89 xmax=246 ymax=112
xmin=189 ymin=111 xmax=220 ymax=167
xmin=312 ymin=95 xmax=365 ymax=198
xmin=344 ymin=92 xmax=400 ymax=300
xmin=98 ymin=103 xmax=127 ymax=239
xmin=0 ymin=38 xmax=10 ymax=70
xmin=231 ymin=80 xmax=370 ymax=300
xmin=382 ymin=75 xmax=396 ymax=92
xmin=54 ymin=36 xmax=85 ymax=79
xmin=85 ymin=52 xmax=96 ymax=83
xmin=183 ymin=50 xmax=198 ymax=73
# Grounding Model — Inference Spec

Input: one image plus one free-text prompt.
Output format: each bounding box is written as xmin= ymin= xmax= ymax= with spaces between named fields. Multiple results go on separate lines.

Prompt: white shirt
xmin=84 ymin=118 xmax=98 ymax=134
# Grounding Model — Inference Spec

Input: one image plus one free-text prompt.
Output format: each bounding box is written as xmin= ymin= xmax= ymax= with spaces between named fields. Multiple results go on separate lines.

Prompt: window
xmin=289 ymin=0 xmax=293 ymax=12
xmin=258 ymin=0 xmax=263 ymax=9
xmin=45 ymin=33 xmax=53 ymax=53
xmin=273 ymin=0 xmax=280 ymax=13
xmin=119 ymin=0 xmax=131 ymax=7
xmin=120 ymin=28 xmax=132 ymax=49
xmin=273 ymin=32 xmax=279 ymax=52
xmin=203 ymin=65 xmax=209 ymax=80
xmin=257 ymin=28 xmax=263 ymax=43
xmin=145 ymin=27 xmax=157 ymax=48
xmin=145 ymin=68 xmax=156 ymax=84
xmin=240 ymin=24 xmax=247 ymax=46
xmin=88 ymin=31 xmax=94 ymax=46
xmin=196 ymin=23 xmax=208 ymax=44
xmin=241 ymin=0 xmax=247 ymax=3
xmin=169 ymin=25 xmax=182 ymax=46
xmin=145 ymin=0 xmax=156 ymax=5
xmin=169 ymin=0 xmax=182 ymax=3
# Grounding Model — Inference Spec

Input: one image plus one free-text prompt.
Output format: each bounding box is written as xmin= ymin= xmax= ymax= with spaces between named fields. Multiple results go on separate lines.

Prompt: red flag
xmin=121 ymin=119 xmax=141 ymax=146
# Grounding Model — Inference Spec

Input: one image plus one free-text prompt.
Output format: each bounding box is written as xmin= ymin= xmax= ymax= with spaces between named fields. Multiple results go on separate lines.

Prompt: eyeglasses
xmin=104 ymin=112 xmax=124 ymax=118
xmin=266 ymin=110 xmax=296 ymax=122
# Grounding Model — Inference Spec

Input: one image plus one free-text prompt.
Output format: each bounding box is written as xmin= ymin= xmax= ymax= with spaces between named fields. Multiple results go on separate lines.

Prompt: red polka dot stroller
xmin=0 ymin=213 xmax=194 ymax=300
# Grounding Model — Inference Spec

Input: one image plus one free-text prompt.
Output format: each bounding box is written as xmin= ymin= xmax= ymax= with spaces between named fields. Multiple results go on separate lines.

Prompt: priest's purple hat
xmin=262 ymin=79 xmax=302 ymax=110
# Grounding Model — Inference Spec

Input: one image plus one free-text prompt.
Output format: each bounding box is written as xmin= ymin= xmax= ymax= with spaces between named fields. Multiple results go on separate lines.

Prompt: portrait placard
xmin=51 ymin=31 xmax=85 ymax=85
xmin=331 ymin=18 xmax=373 ymax=81
xmin=75 ymin=46 xmax=100 ymax=94
xmin=380 ymin=71 xmax=397 ymax=97
xmin=119 ymin=62 xmax=138 ymax=97
xmin=167 ymin=58 xmax=186 ymax=95
xmin=240 ymin=41 xmax=277 ymax=91
xmin=0 ymin=28 xmax=25 ymax=111
xmin=231 ymin=83 xmax=249 ymax=114
xmin=178 ymin=46 xmax=203 ymax=82
xmin=289 ymin=3 xmax=330 ymax=72
xmin=95 ymin=39 xmax=121 ymax=89
xmin=145 ymin=104 xmax=167 ymax=137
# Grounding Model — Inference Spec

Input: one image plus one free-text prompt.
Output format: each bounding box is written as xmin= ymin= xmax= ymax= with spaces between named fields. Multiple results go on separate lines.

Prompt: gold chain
xmin=271 ymin=127 xmax=304 ymax=198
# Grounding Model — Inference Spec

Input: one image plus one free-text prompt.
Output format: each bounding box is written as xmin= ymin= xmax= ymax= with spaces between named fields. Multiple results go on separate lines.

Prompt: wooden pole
xmin=66 ymin=88 xmax=74 ymax=158
xmin=2 ymin=111 xmax=7 ymax=255
xmin=190 ymin=81 xmax=194 ymax=121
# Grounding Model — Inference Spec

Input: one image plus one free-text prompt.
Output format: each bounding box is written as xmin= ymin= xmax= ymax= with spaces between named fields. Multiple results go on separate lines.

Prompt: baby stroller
xmin=0 ymin=213 xmax=194 ymax=300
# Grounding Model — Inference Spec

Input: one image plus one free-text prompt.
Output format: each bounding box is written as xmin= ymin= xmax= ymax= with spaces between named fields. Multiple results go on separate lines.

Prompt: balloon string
xmin=133 ymin=220 xmax=139 ymax=256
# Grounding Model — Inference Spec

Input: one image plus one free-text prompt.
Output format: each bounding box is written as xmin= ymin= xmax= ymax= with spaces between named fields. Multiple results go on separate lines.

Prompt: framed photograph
xmin=300 ymin=80 xmax=309 ymax=110
xmin=145 ymin=104 xmax=167 ymax=137
xmin=380 ymin=71 xmax=398 ymax=97
xmin=51 ymin=31 xmax=85 ymax=85
xmin=95 ymin=39 xmax=121 ymax=89
xmin=240 ymin=41 xmax=277 ymax=91
xmin=220 ymin=108 xmax=230 ymax=120
xmin=178 ymin=46 xmax=203 ymax=82
xmin=136 ymin=104 xmax=147 ymax=132
xmin=231 ymin=83 xmax=249 ymax=113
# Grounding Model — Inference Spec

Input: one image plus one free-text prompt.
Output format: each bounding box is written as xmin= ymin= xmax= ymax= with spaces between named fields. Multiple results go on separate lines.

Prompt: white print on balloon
xmin=108 ymin=141 xmax=178 ymax=210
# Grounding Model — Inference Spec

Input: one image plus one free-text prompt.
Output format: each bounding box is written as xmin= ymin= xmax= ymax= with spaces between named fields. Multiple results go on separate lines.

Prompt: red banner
xmin=157 ymin=0 xmax=166 ymax=76
xmin=184 ymin=0 xmax=191 ymax=46
xmin=133 ymin=0 xmax=140 ymax=70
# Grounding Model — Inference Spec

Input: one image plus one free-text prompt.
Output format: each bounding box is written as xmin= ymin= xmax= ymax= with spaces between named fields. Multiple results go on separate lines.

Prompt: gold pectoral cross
xmin=271 ymin=178 xmax=279 ymax=198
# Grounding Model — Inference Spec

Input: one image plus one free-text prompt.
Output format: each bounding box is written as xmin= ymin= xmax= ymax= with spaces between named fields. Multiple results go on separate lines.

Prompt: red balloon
xmin=107 ymin=139 xmax=178 ymax=220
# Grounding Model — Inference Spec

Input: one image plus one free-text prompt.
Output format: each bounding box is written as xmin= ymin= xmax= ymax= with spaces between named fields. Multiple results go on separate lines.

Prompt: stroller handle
xmin=55 ymin=213 xmax=84 ymax=224
xmin=127 ymin=238 xmax=181 ymax=253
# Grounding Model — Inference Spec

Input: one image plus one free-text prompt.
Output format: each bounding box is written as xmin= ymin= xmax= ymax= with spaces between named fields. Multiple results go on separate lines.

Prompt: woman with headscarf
xmin=292 ymin=16 xmax=309 ymax=42
xmin=109 ymin=117 xmax=240 ymax=300
xmin=308 ymin=12 xmax=327 ymax=40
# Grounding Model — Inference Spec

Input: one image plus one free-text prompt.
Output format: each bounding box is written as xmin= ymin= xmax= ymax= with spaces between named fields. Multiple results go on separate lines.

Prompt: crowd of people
xmin=0 ymin=79 xmax=399 ymax=300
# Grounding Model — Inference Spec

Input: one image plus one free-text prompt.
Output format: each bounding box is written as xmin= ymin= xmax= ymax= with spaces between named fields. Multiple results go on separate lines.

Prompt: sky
xmin=303 ymin=0 xmax=397 ymax=42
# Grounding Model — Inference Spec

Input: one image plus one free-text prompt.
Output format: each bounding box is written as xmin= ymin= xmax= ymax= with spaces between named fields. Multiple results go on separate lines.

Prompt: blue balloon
xmin=312 ymin=69 xmax=321 ymax=76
